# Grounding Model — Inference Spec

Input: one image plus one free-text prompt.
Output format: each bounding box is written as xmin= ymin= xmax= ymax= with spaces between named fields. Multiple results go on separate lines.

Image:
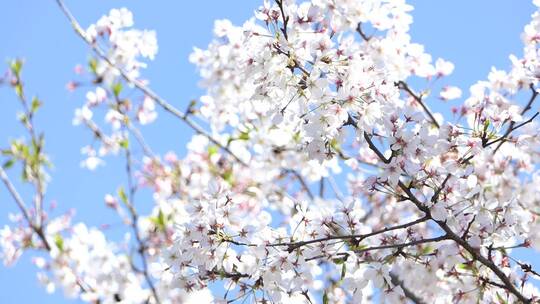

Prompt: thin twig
xmin=305 ymin=235 xmax=447 ymax=262
xmin=54 ymin=0 xmax=247 ymax=166
xmin=390 ymin=272 xmax=427 ymax=304
xmin=225 ymin=215 xmax=429 ymax=251
xmin=285 ymin=169 xmax=314 ymax=200
xmin=397 ymin=81 xmax=440 ymax=128
xmin=0 ymin=167 xmax=37 ymax=240
xmin=491 ymin=84 xmax=538 ymax=153
xmin=11 ymin=68 xmax=46 ymax=228
xmin=274 ymin=0 xmax=289 ymax=40
xmin=124 ymin=148 xmax=161 ymax=304
xmin=356 ymin=23 xmax=372 ymax=41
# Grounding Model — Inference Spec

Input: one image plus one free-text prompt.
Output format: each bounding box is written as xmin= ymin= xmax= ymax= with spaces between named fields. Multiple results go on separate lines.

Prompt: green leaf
xmin=158 ymin=209 xmax=166 ymax=224
xmin=349 ymin=243 xmax=368 ymax=251
xmin=238 ymin=131 xmax=250 ymax=141
xmin=118 ymin=186 xmax=128 ymax=205
xmin=222 ymin=169 xmax=234 ymax=186
xmin=112 ymin=82 xmax=123 ymax=98
xmin=14 ymin=83 xmax=23 ymax=98
xmin=31 ymin=97 xmax=41 ymax=114
xmin=208 ymin=145 xmax=218 ymax=157
xmin=1 ymin=149 xmax=13 ymax=156
xmin=18 ymin=112 xmax=28 ymax=125
xmin=495 ymin=292 xmax=508 ymax=304
xmin=119 ymin=139 xmax=129 ymax=149
xmin=340 ymin=262 xmax=347 ymax=280
xmin=322 ymin=291 xmax=329 ymax=304
xmin=21 ymin=144 xmax=29 ymax=159
xmin=88 ymin=58 xmax=98 ymax=74
xmin=54 ymin=234 xmax=64 ymax=251
xmin=10 ymin=59 xmax=23 ymax=77
xmin=2 ymin=159 xmax=15 ymax=169
xmin=293 ymin=131 xmax=301 ymax=143
xmin=150 ymin=209 xmax=167 ymax=231
xmin=333 ymin=257 xmax=346 ymax=264
xmin=421 ymin=245 xmax=434 ymax=255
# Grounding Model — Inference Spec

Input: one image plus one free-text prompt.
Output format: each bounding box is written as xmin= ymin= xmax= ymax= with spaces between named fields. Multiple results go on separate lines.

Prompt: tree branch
xmin=356 ymin=23 xmax=372 ymax=41
xmin=123 ymin=148 xmax=161 ymax=304
xmin=397 ymin=81 xmax=440 ymax=128
xmin=363 ymin=127 xmax=532 ymax=303
xmin=491 ymin=84 xmax=538 ymax=153
xmin=54 ymin=0 xmax=247 ymax=166
xmin=390 ymin=272 xmax=427 ymax=304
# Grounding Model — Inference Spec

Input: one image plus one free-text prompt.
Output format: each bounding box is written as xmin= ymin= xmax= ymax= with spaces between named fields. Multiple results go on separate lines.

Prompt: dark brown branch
xmin=285 ymin=215 xmax=429 ymax=251
xmin=491 ymin=84 xmax=538 ymax=153
xmin=397 ymin=81 xmax=440 ymax=128
xmin=363 ymin=129 xmax=532 ymax=303
xmin=489 ymin=112 xmax=539 ymax=151
xmin=394 ymin=179 xmax=531 ymax=303
xmin=363 ymin=131 xmax=390 ymax=164
xmin=305 ymin=235 xmax=447 ymax=262
xmin=224 ymin=215 xmax=429 ymax=252
xmin=274 ymin=0 xmax=289 ymax=40
xmin=390 ymin=273 xmax=427 ymax=304
xmin=353 ymin=235 xmax=448 ymax=253
xmin=356 ymin=23 xmax=372 ymax=41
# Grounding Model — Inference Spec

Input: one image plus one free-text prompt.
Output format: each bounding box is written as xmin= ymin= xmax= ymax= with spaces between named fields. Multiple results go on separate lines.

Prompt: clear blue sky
xmin=0 ymin=1 xmax=536 ymax=303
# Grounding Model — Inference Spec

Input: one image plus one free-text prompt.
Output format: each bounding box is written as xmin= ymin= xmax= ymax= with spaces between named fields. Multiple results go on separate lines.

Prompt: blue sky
xmin=0 ymin=0 xmax=537 ymax=303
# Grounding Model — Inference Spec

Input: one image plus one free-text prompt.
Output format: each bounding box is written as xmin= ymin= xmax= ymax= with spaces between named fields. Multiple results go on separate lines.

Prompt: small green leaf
xmin=340 ymin=262 xmax=347 ymax=280
xmin=333 ymin=257 xmax=345 ymax=264
xmin=31 ymin=97 xmax=41 ymax=113
xmin=322 ymin=291 xmax=329 ymax=304
xmin=222 ymin=169 xmax=234 ymax=186
xmin=208 ymin=145 xmax=218 ymax=157
xmin=149 ymin=209 xmax=168 ymax=231
xmin=238 ymin=131 xmax=250 ymax=141
xmin=483 ymin=119 xmax=490 ymax=130
xmin=15 ymin=83 xmax=23 ymax=98
xmin=293 ymin=131 xmax=301 ymax=143
xmin=112 ymin=82 xmax=123 ymax=98
xmin=119 ymin=139 xmax=129 ymax=149
xmin=2 ymin=159 xmax=15 ymax=169
xmin=88 ymin=58 xmax=97 ymax=74
xmin=349 ymin=243 xmax=368 ymax=251
xmin=456 ymin=263 xmax=471 ymax=271
xmin=421 ymin=245 xmax=434 ymax=255
xmin=20 ymin=144 xmax=29 ymax=159
xmin=118 ymin=186 xmax=128 ymax=205
xmin=495 ymin=292 xmax=508 ymax=304
xmin=1 ymin=149 xmax=13 ymax=156
xmin=10 ymin=59 xmax=23 ymax=77
xmin=156 ymin=209 xmax=166 ymax=230
xmin=54 ymin=234 xmax=64 ymax=251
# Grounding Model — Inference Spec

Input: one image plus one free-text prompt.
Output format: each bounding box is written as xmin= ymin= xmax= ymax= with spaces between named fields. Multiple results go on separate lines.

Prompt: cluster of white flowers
xmin=37 ymin=223 xmax=150 ymax=303
xmin=86 ymin=8 xmax=158 ymax=82
xmin=70 ymin=9 xmax=159 ymax=170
